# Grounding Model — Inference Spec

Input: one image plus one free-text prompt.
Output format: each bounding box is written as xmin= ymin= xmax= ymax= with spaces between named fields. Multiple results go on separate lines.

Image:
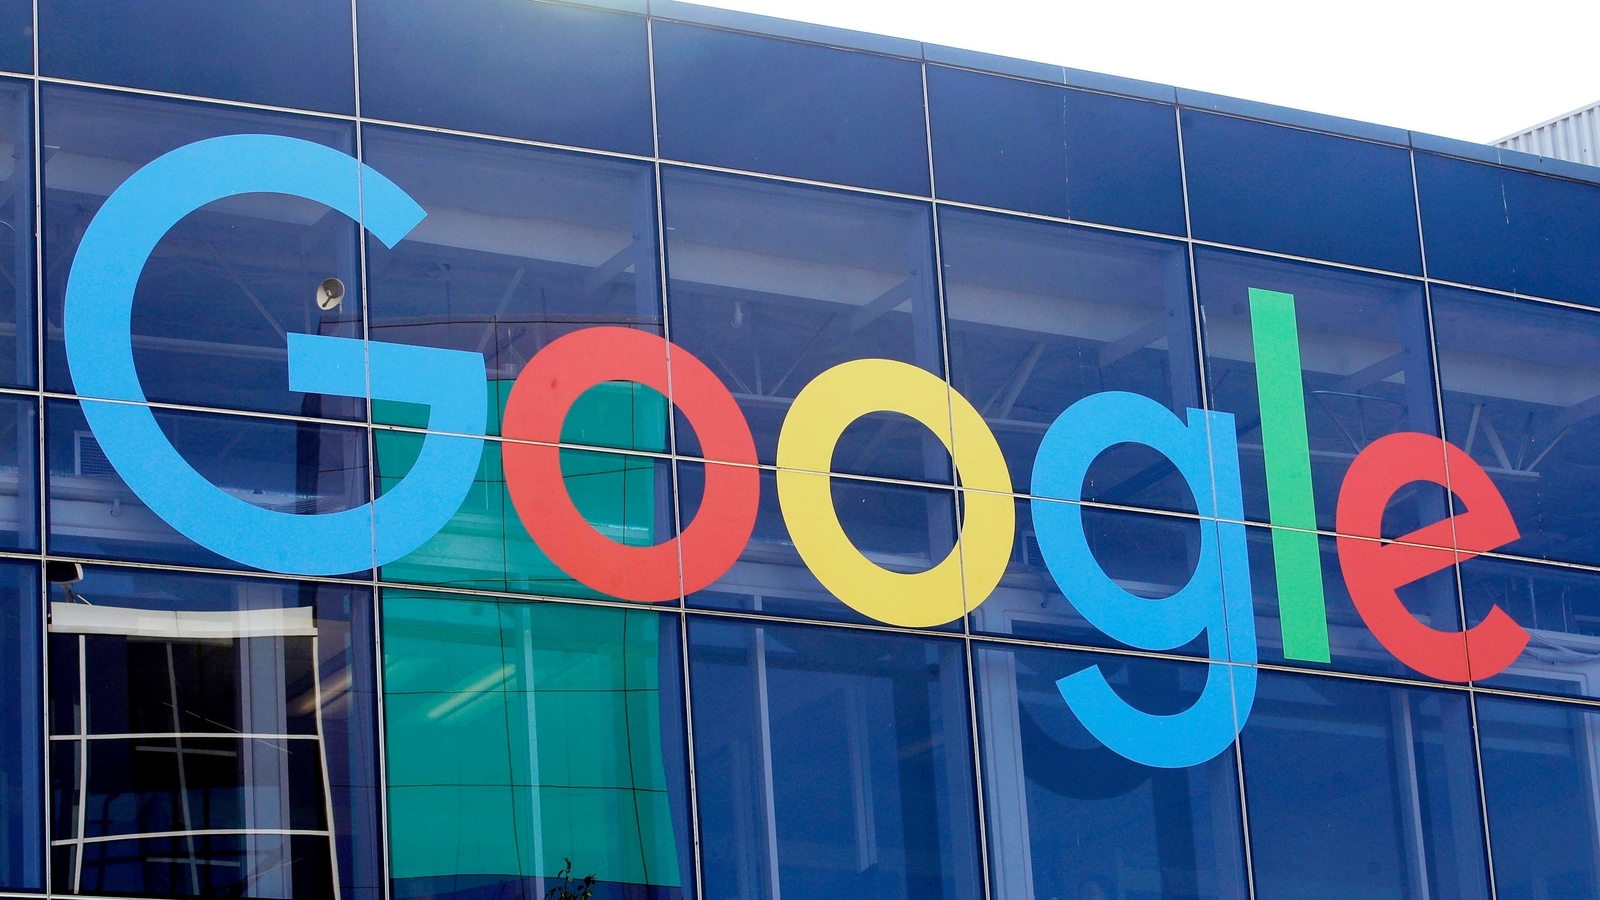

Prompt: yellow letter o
xmin=775 ymin=359 xmax=1014 ymax=627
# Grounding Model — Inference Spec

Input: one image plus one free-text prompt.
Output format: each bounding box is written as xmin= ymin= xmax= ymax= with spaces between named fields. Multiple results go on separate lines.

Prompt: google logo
xmin=63 ymin=134 xmax=1531 ymax=772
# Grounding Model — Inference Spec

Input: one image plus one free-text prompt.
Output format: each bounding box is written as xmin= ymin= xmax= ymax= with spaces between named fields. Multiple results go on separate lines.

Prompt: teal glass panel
xmin=383 ymin=592 xmax=690 ymax=900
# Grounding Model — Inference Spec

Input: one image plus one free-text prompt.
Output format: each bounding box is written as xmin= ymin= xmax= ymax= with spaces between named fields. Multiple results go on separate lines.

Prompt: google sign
xmin=63 ymin=135 xmax=1529 ymax=771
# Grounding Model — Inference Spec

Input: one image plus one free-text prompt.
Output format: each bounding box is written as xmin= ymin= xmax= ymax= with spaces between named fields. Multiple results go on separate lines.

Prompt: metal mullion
xmin=71 ymin=634 xmax=86 ymax=892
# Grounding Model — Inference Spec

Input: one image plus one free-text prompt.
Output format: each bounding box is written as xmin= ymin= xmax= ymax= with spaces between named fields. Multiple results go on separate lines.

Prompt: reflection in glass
xmin=689 ymin=619 xmax=981 ymax=900
xmin=662 ymin=168 xmax=947 ymax=480
xmin=0 ymin=561 xmax=42 ymax=890
xmin=1433 ymin=287 xmax=1600 ymax=566
xmin=47 ymin=400 xmax=371 ymax=573
xmin=1197 ymin=248 xmax=1444 ymax=532
xmin=0 ymin=78 xmax=30 ymax=388
xmin=1461 ymin=556 xmax=1600 ymax=698
xmin=1477 ymin=694 xmax=1600 ymax=900
xmin=363 ymin=125 xmax=663 ymax=426
xmin=46 ymin=566 xmax=379 ymax=899
xmin=973 ymin=643 xmax=1248 ymax=900
xmin=1241 ymin=672 xmax=1489 ymax=900
xmin=42 ymin=85 xmax=361 ymax=417
xmin=383 ymin=592 xmax=691 ymax=900
xmin=0 ymin=394 xmax=38 ymax=550
xmin=940 ymin=207 xmax=1196 ymax=502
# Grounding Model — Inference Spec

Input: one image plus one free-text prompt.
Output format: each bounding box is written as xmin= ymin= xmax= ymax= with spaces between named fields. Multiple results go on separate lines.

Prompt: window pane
xmin=663 ymin=168 xmax=948 ymax=480
xmin=1241 ymin=672 xmax=1489 ymax=900
xmin=1197 ymin=248 xmax=1445 ymax=532
xmin=0 ymin=1 xmax=28 ymax=75
xmin=47 ymin=400 xmax=371 ymax=574
xmin=362 ymin=123 xmax=663 ymax=436
xmin=0 ymin=561 xmax=42 ymax=890
xmin=1432 ymin=286 xmax=1600 ymax=566
xmin=1460 ymin=556 xmax=1600 ymax=699
xmin=941 ymin=207 xmax=1196 ymax=502
xmin=973 ymin=643 xmax=1248 ymax=900
xmin=42 ymin=86 xmax=362 ymax=418
xmin=383 ymin=592 xmax=693 ymax=900
xmin=0 ymin=78 xmax=33 ymax=387
xmin=1244 ymin=525 xmax=1465 ymax=681
xmin=688 ymin=618 xmax=981 ymax=900
xmin=379 ymin=437 xmax=675 ymax=604
xmin=1182 ymin=111 xmax=1422 ymax=274
xmin=39 ymin=0 xmax=353 ymax=113
xmin=680 ymin=460 xmax=961 ymax=628
xmin=927 ymin=66 xmax=1184 ymax=234
xmin=0 ymin=395 xmax=38 ymax=551
xmin=1417 ymin=152 xmax=1600 ymax=306
xmin=356 ymin=0 xmax=651 ymax=154
xmin=1477 ymin=694 xmax=1600 ymax=900
xmin=45 ymin=566 xmax=380 ymax=900
xmin=653 ymin=22 xmax=930 ymax=195
xmin=971 ymin=498 xmax=1212 ymax=656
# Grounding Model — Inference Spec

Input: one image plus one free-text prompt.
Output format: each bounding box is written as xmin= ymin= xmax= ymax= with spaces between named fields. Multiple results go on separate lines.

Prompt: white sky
xmin=687 ymin=0 xmax=1600 ymax=144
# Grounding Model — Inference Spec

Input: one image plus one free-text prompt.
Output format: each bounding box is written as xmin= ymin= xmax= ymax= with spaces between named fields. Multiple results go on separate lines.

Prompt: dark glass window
xmin=356 ymin=0 xmax=652 ymax=155
xmin=42 ymin=87 xmax=362 ymax=419
xmin=39 ymin=0 xmax=354 ymax=113
xmin=0 ymin=79 xmax=33 ymax=388
xmin=1432 ymin=286 xmax=1600 ymax=566
xmin=0 ymin=1 xmax=27 ymax=74
xmin=662 ymin=168 xmax=948 ymax=481
xmin=927 ymin=66 xmax=1184 ymax=234
xmin=1477 ymin=695 xmax=1600 ymax=900
xmin=0 ymin=561 xmax=41 ymax=891
xmin=971 ymin=498 xmax=1212 ymax=656
xmin=688 ymin=618 xmax=982 ymax=900
xmin=681 ymin=460 xmax=961 ymax=629
xmin=1417 ymin=152 xmax=1600 ymax=306
xmin=0 ymin=394 xmax=37 ymax=551
xmin=1243 ymin=525 xmax=1465 ymax=680
xmin=362 ymin=123 xmax=663 ymax=435
xmin=383 ymin=591 xmax=694 ymax=899
xmin=46 ymin=400 xmax=371 ymax=575
xmin=1241 ymin=672 xmax=1489 ymax=900
xmin=940 ymin=207 xmax=1197 ymax=503
xmin=972 ymin=643 xmax=1248 ymax=900
xmin=1182 ymin=111 xmax=1422 ymax=274
xmin=1460 ymin=555 xmax=1600 ymax=699
xmin=46 ymin=566 xmax=380 ymax=900
xmin=653 ymin=22 xmax=930 ymax=195
xmin=1197 ymin=248 xmax=1445 ymax=533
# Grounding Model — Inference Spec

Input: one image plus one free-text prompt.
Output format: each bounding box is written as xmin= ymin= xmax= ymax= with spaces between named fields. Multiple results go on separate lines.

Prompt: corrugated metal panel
xmin=1495 ymin=101 xmax=1600 ymax=167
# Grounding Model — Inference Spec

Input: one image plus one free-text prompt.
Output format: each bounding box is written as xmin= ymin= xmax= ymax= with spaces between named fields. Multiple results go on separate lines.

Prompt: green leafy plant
xmin=543 ymin=859 xmax=596 ymax=900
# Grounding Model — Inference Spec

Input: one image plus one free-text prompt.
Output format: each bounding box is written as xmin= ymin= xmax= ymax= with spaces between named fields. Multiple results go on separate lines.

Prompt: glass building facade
xmin=2 ymin=2 xmax=1600 ymax=900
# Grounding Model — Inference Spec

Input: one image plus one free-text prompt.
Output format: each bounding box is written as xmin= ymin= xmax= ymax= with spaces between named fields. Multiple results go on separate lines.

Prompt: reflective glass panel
xmin=383 ymin=592 xmax=693 ymax=900
xmin=1417 ymin=152 xmax=1600 ymax=306
xmin=0 ymin=78 xmax=32 ymax=387
xmin=362 ymin=123 xmax=663 ymax=432
xmin=1460 ymin=555 xmax=1600 ymax=699
xmin=1432 ymin=286 xmax=1600 ymax=566
xmin=940 ymin=207 xmax=1197 ymax=503
xmin=926 ymin=65 xmax=1184 ymax=234
xmin=1240 ymin=671 xmax=1489 ymax=900
xmin=662 ymin=168 xmax=948 ymax=480
xmin=0 ymin=561 xmax=41 ymax=890
xmin=46 ymin=566 xmax=380 ymax=900
xmin=47 ymin=400 xmax=371 ymax=574
xmin=1181 ymin=110 xmax=1422 ymax=274
xmin=0 ymin=1 xmax=27 ymax=74
xmin=652 ymin=22 xmax=930 ymax=195
xmin=1477 ymin=694 xmax=1600 ymax=900
xmin=681 ymin=460 xmax=961 ymax=629
xmin=42 ymin=86 xmax=362 ymax=418
xmin=356 ymin=0 xmax=651 ymax=154
xmin=970 ymin=498 xmax=1211 ymax=656
xmin=973 ymin=643 xmax=1248 ymax=900
xmin=1243 ymin=525 xmax=1466 ymax=680
xmin=0 ymin=394 xmax=38 ymax=551
xmin=39 ymin=0 xmax=354 ymax=113
xmin=1197 ymin=248 xmax=1445 ymax=533
xmin=688 ymin=618 xmax=982 ymax=900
